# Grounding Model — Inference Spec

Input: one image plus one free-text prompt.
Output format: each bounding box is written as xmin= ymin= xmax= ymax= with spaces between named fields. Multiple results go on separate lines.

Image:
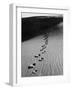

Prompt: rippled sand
xmin=21 ymin=33 xmax=63 ymax=77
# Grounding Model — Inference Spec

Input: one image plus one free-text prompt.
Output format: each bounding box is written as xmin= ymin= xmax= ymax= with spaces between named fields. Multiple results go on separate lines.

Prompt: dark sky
xmin=21 ymin=16 xmax=63 ymax=42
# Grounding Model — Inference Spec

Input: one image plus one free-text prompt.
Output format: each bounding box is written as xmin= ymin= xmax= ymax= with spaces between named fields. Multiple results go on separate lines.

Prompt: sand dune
xmin=21 ymin=32 xmax=63 ymax=77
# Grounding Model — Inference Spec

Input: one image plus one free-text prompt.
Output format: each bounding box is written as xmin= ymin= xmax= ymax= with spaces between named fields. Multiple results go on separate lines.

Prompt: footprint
xmin=28 ymin=65 xmax=33 ymax=69
xmin=42 ymin=50 xmax=46 ymax=54
xmin=40 ymin=47 xmax=46 ymax=51
xmin=34 ymin=55 xmax=39 ymax=58
xmin=33 ymin=63 xmax=36 ymax=66
xmin=38 ymin=54 xmax=41 ymax=56
xmin=32 ymin=69 xmax=38 ymax=74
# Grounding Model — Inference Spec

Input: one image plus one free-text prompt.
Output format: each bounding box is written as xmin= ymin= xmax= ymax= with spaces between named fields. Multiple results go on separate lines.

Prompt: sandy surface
xmin=21 ymin=33 xmax=63 ymax=77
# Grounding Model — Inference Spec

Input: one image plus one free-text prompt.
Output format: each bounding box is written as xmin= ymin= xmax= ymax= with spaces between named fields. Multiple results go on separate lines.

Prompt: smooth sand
xmin=21 ymin=33 xmax=63 ymax=77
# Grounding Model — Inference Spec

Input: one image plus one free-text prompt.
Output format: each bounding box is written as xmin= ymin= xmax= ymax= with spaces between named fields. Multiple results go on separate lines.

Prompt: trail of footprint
xmin=27 ymin=33 xmax=49 ymax=76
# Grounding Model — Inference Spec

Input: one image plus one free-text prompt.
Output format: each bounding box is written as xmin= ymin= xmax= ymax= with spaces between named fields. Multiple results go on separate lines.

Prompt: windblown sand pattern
xmin=21 ymin=32 xmax=63 ymax=77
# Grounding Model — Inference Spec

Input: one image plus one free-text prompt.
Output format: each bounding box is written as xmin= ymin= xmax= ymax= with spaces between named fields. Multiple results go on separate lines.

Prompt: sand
xmin=21 ymin=33 xmax=63 ymax=77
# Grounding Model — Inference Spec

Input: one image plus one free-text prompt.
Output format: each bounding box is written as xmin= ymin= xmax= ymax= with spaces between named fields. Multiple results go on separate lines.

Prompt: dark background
xmin=21 ymin=16 xmax=63 ymax=42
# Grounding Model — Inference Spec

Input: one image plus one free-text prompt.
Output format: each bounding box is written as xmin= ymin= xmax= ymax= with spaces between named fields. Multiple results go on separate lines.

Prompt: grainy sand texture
xmin=21 ymin=32 xmax=63 ymax=77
